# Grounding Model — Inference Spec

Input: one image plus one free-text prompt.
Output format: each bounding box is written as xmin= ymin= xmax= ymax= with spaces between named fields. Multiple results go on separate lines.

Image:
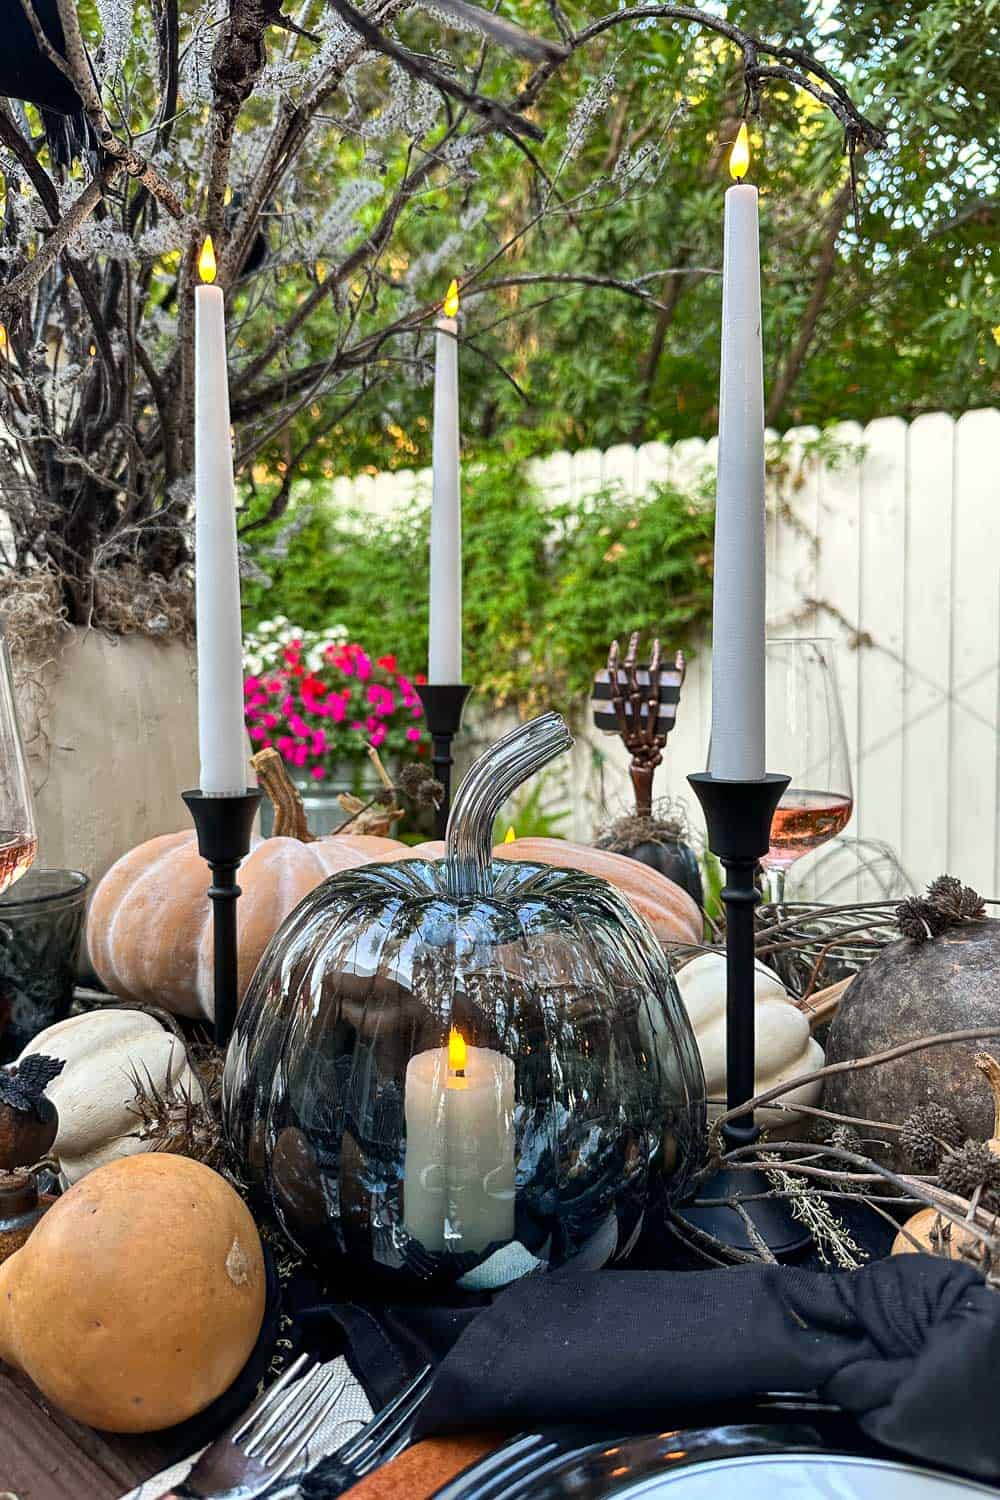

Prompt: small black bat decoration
xmin=0 ymin=1053 xmax=65 ymax=1112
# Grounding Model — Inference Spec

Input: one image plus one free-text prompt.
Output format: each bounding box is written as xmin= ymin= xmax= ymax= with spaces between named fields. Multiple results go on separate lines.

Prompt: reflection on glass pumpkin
xmin=223 ymin=716 xmax=706 ymax=1291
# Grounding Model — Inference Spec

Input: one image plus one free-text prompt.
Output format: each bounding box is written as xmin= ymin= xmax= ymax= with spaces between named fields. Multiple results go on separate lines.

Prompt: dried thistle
xmin=125 ymin=1063 xmax=228 ymax=1174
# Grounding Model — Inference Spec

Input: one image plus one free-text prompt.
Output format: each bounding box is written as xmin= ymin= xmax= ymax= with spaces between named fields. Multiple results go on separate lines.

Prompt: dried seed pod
xmin=899 ymin=1103 xmax=963 ymax=1172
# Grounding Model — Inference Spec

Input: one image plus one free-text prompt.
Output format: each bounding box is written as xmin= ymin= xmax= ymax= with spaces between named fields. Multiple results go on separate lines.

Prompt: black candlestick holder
xmin=675 ymin=770 xmax=812 ymax=1259
xmin=415 ymin=683 xmax=471 ymax=838
xmin=182 ymin=787 xmax=261 ymax=1050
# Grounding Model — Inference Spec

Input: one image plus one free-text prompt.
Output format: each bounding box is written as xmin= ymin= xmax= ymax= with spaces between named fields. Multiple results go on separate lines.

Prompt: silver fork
xmin=161 ymin=1354 xmax=350 ymax=1500
xmin=289 ymin=1364 xmax=434 ymax=1499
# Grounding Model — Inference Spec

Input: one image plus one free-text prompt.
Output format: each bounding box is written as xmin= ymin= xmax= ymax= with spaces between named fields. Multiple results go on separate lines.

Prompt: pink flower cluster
xmin=245 ymin=639 xmax=427 ymax=781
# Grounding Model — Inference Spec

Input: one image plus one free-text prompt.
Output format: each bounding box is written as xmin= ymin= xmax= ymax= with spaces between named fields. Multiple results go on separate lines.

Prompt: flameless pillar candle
xmin=428 ymin=280 xmax=462 ymax=683
xmin=194 ymin=236 xmax=247 ymax=796
xmin=709 ymin=124 xmax=766 ymax=782
xmin=403 ymin=1027 xmax=516 ymax=1254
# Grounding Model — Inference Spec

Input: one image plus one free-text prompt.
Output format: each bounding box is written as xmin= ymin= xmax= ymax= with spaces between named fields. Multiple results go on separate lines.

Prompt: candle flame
xmin=0 ymin=325 xmax=6 ymax=353
xmin=503 ymin=825 xmax=516 ymax=844
xmin=729 ymin=122 xmax=750 ymax=181
xmin=198 ymin=235 xmax=218 ymax=284
xmin=448 ymin=1026 xmax=467 ymax=1072
xmin=442 ymin=278 xmax=460 ymax=318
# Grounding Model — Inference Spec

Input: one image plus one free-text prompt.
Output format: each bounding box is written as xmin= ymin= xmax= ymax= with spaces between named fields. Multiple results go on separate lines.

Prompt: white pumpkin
xmin=17 ymin=1010 xmax=204 ymax=1184
xmin=675 ymin=953 xmax=824 ymax=1129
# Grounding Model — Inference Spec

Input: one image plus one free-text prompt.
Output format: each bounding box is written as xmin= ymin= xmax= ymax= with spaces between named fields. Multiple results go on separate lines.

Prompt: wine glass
xmin=762 ymin=637 xmax=853 ymax=905
xmin=0 ymin=637 xmax=37 ymax=893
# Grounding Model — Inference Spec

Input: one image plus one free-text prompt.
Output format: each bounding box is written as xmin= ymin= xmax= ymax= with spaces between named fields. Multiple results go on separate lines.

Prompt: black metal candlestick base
xmin=675 ymin=771 xmax=812 ymax=1259
xmin=182 ymin=787 xmax=261 ymax=1050
xmin=415 ymin=683 xmax=471 ymax=838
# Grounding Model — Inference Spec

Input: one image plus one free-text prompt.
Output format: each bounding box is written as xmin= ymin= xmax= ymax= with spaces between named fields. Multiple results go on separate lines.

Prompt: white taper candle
xmin=428 ymin=280 xmax=462 ymax=684
xmin=194 ymin=238 xmax=247 ymax=796
xmin=709 ymin=125 xmax=766 ymax=782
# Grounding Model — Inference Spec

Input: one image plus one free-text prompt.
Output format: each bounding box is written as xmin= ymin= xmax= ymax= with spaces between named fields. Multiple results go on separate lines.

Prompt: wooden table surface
xmin=1 ymin=1363 xmax=174 ymax=1500
xmin=1 ymin=1365 xmax=496 ymax=1500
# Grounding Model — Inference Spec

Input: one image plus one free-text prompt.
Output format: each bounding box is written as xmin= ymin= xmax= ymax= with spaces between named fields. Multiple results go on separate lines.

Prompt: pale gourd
xmin=18 ymin=1010 xmax=204 ymax=1184
xmin=387 ymin=836 xmax=703 ymax=947
xmin=86 ymin=750 xmax=404 ymax=1020
xmin=675 ymin=952 xmax=825 ymax=1128
xmin=893 ymin=1051 xmax=1000 ymax=1260
xmin=0 ymin=1153 xmax=265 ymax=1433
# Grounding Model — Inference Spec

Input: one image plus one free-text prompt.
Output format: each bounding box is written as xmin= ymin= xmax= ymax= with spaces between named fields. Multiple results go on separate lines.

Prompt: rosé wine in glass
xmin=766 ymin=790 xmax=854 ymax=871
xmin=762 ymin=638 xmax=852 ymax=904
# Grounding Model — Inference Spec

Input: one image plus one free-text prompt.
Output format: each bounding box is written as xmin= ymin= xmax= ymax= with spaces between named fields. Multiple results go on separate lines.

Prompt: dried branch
xmin=38 ymin=0 xmax=189 ymax=218
xmin=716 ymin=1027 xmax=1000 ymax=1134
xmin=324 ymin=0 xmax=546 ymax=141
xmin=0 ymin=171 xmax=117 ymax=318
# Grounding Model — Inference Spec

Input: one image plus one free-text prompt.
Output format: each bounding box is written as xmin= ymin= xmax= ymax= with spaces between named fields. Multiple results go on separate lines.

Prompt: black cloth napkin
xmin=410 ymin=1255 xmax=1000 ymax=1480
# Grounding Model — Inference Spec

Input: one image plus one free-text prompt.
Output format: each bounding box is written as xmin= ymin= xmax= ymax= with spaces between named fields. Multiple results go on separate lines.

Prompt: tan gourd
xmin=892 ymin=1052 xmax=1000 ymax=1259
xmin=86 ymin=750 xmax=404 ymax=1020
xmin=386 ymin=836 xmax=703 ymax=946
xmin=0 ymin=1153 xmax=265 ymax=1432
xmin=674 ymin=952 xmax=825 ymax=1128
xmin=18 ymin=1010 xmax=204 ymax=1184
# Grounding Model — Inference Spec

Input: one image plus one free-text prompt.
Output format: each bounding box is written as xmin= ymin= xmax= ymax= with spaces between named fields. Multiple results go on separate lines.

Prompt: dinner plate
xmin=431 ymin=1399 xmax=998 ymax=1500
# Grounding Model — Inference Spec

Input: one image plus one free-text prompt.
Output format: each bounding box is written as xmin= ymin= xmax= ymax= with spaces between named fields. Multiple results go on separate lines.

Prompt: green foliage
xmin=242 ymin=458 xmax=715 ymax=719
xmin=266 ymin=0 xmax=996 ymax=475
xmin=492 ymin=774 xmax=573 ymax=843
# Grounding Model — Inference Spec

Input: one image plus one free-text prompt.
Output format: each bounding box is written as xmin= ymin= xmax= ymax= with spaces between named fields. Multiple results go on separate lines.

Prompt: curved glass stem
xmin=445 ymin=712 xmax=573 ymax=897
xmin=763 ymin=863 xmax=787 ymax=908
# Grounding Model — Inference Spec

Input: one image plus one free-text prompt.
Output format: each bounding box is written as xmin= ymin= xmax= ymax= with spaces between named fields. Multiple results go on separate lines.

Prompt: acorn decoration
xmin=0 ymin=1055 xmax=63 ymax=1171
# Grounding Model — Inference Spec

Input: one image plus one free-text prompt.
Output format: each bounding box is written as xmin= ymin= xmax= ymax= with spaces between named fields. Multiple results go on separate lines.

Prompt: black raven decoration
xmin=1 ymin=0 xmax=94 ymax=165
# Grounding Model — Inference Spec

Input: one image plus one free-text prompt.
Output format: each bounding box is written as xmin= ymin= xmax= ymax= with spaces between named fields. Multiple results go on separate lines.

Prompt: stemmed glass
xmin=0 ymin=638 xmax=37 ymax=893
xmin=762 ymin=637 xmax=853 ymax=905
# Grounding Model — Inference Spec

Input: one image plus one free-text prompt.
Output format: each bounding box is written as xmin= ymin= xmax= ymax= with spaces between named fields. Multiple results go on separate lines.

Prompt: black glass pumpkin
xmin=223 ymin=715 xmax=706 ymax=1292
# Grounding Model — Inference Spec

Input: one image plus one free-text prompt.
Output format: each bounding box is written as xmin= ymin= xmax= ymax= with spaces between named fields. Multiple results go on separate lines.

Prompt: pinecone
xmin=899 ymin=1103 xmax=963 ymax=1171
xmin=938 ymin=1140 xmax=1000 ymax=1201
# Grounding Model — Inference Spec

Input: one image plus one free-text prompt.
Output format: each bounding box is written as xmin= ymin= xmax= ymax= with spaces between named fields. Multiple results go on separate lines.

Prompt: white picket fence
xmin=327 ymin=410 xmax=1000 ymax=897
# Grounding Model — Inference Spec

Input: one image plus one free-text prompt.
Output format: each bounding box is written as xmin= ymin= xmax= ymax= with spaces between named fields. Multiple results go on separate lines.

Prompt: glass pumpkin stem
xmin=445 ymin=712 xmax=573 ymax=897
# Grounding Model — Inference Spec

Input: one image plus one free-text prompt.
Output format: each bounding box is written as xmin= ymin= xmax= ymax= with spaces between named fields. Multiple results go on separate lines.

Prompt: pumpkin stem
xmin=445 ymin=712 xmax=573 ymax=897
xmin=250 ymin=749 xmax=318 ymax=842
xmin=974 ymin=1052 xmax=1000 ymax=1140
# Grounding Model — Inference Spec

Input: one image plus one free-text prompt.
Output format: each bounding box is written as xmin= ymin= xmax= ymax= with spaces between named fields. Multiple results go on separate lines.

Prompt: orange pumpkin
xmin=384 ymin=835 xmax=703 ymax=947
xmin=86 ymin=753 xmax=404 ymax=1020
xmin=88 ymin=757 xmax=702 ymax=1020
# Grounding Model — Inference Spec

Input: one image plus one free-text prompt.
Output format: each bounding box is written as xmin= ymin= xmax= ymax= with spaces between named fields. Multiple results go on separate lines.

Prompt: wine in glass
xmin=762 ymin=637 xmax=853 ymax=903
xmin=0 ymin=638 xmax=37 ymax=893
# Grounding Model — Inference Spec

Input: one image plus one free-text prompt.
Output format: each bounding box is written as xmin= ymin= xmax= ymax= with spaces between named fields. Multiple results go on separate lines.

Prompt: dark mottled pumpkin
xmin=614 ymin=839 xmax=704 ymax=908
xmin=824 ymin=921 xmax=1000 ymax=1169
